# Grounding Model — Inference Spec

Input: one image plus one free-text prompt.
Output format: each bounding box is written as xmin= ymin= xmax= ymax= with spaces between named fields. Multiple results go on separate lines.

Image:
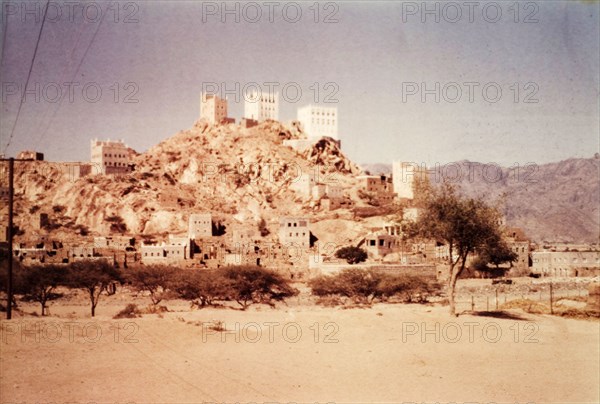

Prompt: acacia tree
xmin=67 ymin=259 xmax=122 ymax=317
xmin=170 ymin=270 xmax=232 ymax=308
xmin=479 ymin=240 xmax=518 ymax=270
xmin=310 ymin=268 xmax=383 ymax=303
xmin=21 ymin=264 xmax=67 ymax=316
xmin=222 ymin=266 xmax=297 ymax=310
xmin=410 ymin=182 xmax=505 ymax=316
xmin=127 ymin=265 xmax=176 ymax=306
xmin=309 ymin=269 xmax=440 ymax=305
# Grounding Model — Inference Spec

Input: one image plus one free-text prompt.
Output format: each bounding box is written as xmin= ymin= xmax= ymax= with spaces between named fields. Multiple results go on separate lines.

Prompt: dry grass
xmin=501 ymin=299 xmax=551 ymax=314
xmin=501 ymin=298 xmax=599 ymax=320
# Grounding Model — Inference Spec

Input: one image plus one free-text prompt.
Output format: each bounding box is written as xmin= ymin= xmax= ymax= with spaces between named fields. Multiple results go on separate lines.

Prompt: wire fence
xmin=454 ymin=283 xmax=591 ymax=313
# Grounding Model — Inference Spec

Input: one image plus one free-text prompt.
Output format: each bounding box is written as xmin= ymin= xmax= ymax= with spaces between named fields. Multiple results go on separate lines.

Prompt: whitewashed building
xmin=531 ymin=251 xmax=600 ymax=277
xmin=140 ymin=236 xmax=190 ymax=264
xmin=297 ymin=104 xmax=338 ymax=140
xmin=90 ymin=139 xmax=133 ymax=175
xmin=392 ymin=162 xmax=428 ymax=200
xmin=245 ymin=91 xmax=279 ymax=121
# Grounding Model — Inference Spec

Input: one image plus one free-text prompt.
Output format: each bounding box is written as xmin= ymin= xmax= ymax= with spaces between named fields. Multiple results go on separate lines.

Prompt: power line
xmin=0 ymin=6 xmax=9 ymax=68
xmin=34 ymin=10 xmax=106 ymax=149
xmin=32 ymin=19 xmax=88 ymax=138
xmin=3 ymin=0 xmax=50 ymax=154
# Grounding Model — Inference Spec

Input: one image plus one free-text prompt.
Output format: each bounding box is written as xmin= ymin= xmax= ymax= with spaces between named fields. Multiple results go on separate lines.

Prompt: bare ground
xmin=0 ymin=285 xmax=599 ymax=403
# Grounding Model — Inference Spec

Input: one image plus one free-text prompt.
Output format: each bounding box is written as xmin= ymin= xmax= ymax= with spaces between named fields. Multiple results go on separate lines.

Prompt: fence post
xmin=486 ymin=296 xmax=489 ymax=311
xmin=471 ymin=295 xmax=474 ymax=311
xmin=550 ymin=282 xmax=554 ymax=314
xmin=495 ymin=289 xmax=499 ymax=310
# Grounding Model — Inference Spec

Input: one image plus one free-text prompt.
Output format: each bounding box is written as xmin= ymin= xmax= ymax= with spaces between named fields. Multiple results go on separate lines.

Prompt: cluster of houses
xmin=9 ymin=206 xmax=600 ymax=279
xmin=2 ymin=90 xmax=599 ymax=279
xmin=10 ymin=213 xmax=318 ymax=278
xmin=531 ymin=249 xmax=600 ymax=277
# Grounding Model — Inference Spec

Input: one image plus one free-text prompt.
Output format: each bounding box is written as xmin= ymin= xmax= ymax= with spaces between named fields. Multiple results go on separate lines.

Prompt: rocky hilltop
xmin=9 ymin=120 xmax=368 ymax=244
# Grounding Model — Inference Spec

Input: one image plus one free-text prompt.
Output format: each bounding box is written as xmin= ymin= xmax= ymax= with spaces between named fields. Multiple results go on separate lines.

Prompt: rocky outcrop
xmin=303 ymin=137 xmax=361 ymax=175
xmin=10 ymin=120 xmax=364 ymax=243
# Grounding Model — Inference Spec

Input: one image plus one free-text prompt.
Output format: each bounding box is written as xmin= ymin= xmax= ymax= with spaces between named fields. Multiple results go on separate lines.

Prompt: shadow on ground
xmin=463 ymin=310 xmax=532 ymax=321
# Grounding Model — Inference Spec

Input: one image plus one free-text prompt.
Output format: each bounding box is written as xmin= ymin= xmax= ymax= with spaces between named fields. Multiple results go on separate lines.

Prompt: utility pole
xmin=1 ymin=158 xmax=15 ymax=319
xmin=7 ymin=158 xmax=14 ymax=319
xmin=2 ymin=158 xmax=27 ymax=319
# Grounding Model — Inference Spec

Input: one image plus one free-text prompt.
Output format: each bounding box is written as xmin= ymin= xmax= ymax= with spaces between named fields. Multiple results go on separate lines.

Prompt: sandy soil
xmin=1 ymin=288 xmax=599 ymax=404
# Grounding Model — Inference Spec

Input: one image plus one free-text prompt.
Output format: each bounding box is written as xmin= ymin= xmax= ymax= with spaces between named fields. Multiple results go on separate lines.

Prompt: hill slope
xmin=9 ymin=120 xmax=364 ymax=243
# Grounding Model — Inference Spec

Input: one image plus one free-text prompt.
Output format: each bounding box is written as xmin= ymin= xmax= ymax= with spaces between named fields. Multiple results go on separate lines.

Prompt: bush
xmin=335 ymin=246 xmax=368 ymax=265
xmin=310 ymin=268 xmax=381 ymax=304
xmin=52 ymin=205 xmax=65 ymax=214
xmin=106 ymin=215 xmax=128 ymax=234
xmin=379 ymin=274 xmax=440 ymax=303
xmin=258 ymin=218 xmax=270 ymax=237
xmin=309 ymin=269 xmax=440 ymax=305
xmin=114 ymin=303 xmax=141 ymax=319
xmin=74 ymin=224 xmax=90 ymax=236
xmin=208 ymin=320 xmax=226 ymax=332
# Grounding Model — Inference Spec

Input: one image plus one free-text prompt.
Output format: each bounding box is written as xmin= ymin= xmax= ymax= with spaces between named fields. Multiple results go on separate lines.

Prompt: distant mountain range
xmin=361 ymin=157 xmax=600 ymax=243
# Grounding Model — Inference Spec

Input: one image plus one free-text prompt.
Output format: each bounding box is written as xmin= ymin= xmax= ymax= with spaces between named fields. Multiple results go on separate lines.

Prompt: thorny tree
xmin=408 ymin=181 xmax=506 ymax=316
xmin=68 ymin=259 xmax=122 ymax=317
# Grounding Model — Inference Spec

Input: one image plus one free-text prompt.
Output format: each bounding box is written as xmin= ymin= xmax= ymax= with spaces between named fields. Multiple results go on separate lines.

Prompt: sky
xmin=0 ymin=0 xmax=599 ymax=167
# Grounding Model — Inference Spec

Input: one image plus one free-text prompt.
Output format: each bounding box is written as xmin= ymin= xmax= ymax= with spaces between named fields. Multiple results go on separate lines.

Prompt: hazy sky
xmin=1 ymin=0 xmax=598 ymax=166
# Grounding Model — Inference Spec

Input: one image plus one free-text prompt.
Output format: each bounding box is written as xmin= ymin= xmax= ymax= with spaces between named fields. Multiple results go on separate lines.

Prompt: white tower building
xmin=244 ymin=91 xmax=279 ymax=121
xmin=297 ymin=104 xmax=338 ymax=140
xmin=200 ymin=93 xmax=228 ymax=124
xmin=90 ymin=139 xmax=132 ymax=175
xmin=392 ymin=162 xmax=428 ymax=200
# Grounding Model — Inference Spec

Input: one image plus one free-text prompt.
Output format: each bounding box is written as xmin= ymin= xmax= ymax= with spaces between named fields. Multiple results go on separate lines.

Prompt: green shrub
xmin=309 ymin=269 xmax=440 ymax=305
xmin=335 ymin=246 xmax=368 ymax=264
